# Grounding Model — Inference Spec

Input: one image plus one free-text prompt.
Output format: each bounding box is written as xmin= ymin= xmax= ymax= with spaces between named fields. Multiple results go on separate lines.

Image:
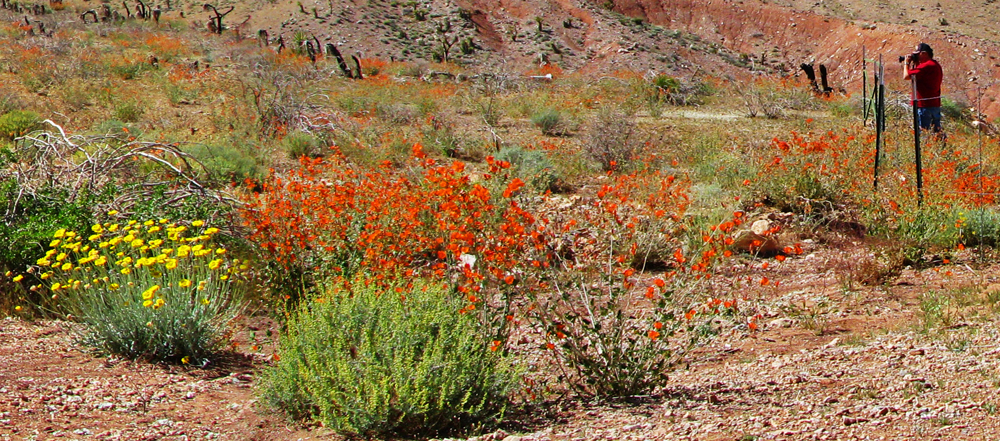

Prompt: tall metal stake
xmin=873 ymin=58 xmax=885 ymax=190
xmin=862 ymin=46 xmax=868 ymax=124
xmin=911 ymin=68 xmax=923 ymax=206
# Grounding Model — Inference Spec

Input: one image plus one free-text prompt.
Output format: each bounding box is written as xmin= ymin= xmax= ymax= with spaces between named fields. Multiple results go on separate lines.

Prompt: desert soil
xmin=4 ymin=241 xmax=1000 ymax=440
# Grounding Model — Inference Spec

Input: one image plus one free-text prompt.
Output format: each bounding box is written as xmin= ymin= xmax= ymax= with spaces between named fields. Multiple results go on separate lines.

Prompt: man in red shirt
xmin=903 ymin=42 xmax=943 ymax=133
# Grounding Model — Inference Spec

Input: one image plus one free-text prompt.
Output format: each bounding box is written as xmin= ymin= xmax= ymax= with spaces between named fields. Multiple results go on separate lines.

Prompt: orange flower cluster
xmin=242 ymin=145 xmax=545 ymax=306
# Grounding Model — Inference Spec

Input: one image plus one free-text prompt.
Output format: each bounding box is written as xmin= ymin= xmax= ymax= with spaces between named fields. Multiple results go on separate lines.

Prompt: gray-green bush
xmin=262 ymin=277 xmax=517 ymax=437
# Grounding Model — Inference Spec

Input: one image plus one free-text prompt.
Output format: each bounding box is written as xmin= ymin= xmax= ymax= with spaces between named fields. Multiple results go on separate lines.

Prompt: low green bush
xmin=0 ymin=110 xmax=40 ymax=140
xmin=281 ymin=131 xmax=323 ymax=159
xmin=112 ymin=100 xmax=145 ymax=123
xmin=262 ymin=277 xmax=516 ymax=437
xmin=530 ymin=108 xmax=563 ymax=135
xmin=495 ymin=146 xmax=559 ymax=192
xmin=185 ymin=143 xmax=264 ymax=185
xmin=31 ymin=219 xmax=244 ymax=364
xmin=960 ymin=208 xmax=1000 ymax=246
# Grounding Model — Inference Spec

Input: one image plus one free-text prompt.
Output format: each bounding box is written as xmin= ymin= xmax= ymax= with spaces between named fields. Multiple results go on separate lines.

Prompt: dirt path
xmin=0 ymin=319 xmax=324 ymax=440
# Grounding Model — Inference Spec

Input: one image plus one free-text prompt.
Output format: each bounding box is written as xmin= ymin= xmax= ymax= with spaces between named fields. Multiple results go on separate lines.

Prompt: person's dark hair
xmin=917 ymin=42 xmax=934 ymax=59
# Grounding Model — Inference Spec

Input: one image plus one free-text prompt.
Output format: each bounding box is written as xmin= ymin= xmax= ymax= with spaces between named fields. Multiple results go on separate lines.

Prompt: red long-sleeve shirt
xmin=909 ymin=59 xmax=942 ymax=108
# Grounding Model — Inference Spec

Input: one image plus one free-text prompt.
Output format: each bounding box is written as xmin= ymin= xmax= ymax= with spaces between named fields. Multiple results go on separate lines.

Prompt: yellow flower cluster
xmin=33 ymin=218 xmax=246 ymax=311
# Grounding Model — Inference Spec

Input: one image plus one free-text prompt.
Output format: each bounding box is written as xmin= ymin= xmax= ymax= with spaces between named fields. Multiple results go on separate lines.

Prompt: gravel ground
xmin=4 ymin=249 xmax=1000 ymax=440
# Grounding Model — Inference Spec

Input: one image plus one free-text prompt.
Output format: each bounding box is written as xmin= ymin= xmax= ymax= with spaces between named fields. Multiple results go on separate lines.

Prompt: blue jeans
xmin=918 ymin=107 xmax=942 ymax=132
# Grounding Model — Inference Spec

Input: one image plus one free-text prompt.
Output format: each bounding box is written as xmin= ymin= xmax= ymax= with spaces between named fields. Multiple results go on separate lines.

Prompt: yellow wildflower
xmin=148 ymin=239 xmax=163 ymax=248
xmin=215 ymin=248 xmax=226 ymax=255
xmin=53 ymin=228 xmax=66 ymax=238
xmin=108 ymin=224 xmax=119 ymax=232
xmin=14 ymin=305 xmax=21 ymax=312
xmin=178 ymin=279 xmax=192 ymax=288
xmin=153 ymin=298 xmax=165 ymax=309
xmin=204 ymin=227 xmax=219 ymax=235
xmin=148 ymin=226 xmax=161 ymax=234
xmin=41 ymin=272 xmax=50 ymax=280
xmin=36 ymin=258 xmax=51 ymax=266
xmin=49 ymin=239 xmax=61 ymax=248
xmin=181 ymin=356 xmax=190 ymax=364
xmin=61 ymin=263 xmax=72 ymax=271
xmin=192 ymin=220 xmax=205 ymax=227
xmin=12 ymin=274 xmax=23 ymax=282
xmin=130 ymin=238 xmax=143 ymax=248
xmin=143 ymin=220 xmax=155 ymax=226
xmin=121 ymin=267 xmax=131 ymax=275
xmin=108 ymin=210 xmax=119 ymax=216
xmin=165 ymin=259 xmax=178 ymax=270
xmin=200 ymin=298 xmax=210 ymax=305
xmin=51 ymin=282 xmax=61 ymax=291
xmin=142 ymin=285 xmax=159 ymax=300
xmin=143 ymin=300 xmax=153 ymax=307
xmin=208 ymin=259 xmax=222 ymax=270
xmin=110 ymin=283 xmax=120 ymax=290
xmin=88 ymin=234 xmax=101 ymax=242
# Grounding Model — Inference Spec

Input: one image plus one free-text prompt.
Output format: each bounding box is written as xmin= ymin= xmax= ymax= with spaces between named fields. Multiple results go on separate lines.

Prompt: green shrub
xmin=530 ymin=108 xmax=563 ymax=135
xmin=112 ymin=100 xmax=145 ymax=123
xmin=0 ymin=110 xmax=40 ymax=140
xmin=109 ymin=61 xmax=149 ymax=80
xmin=941 ymin=96 xmax=968 ymax=126
xmin=92 ymin=119 xmax=143 ymax=138
xmin=652 ymin=74 xmax=680 ymax=98
xmin=31 ymin=219 xmax=243 ymax=364
xmin=282 ymin=131 xmax=323 ymax=159
xmin=186 ymin=143 xmax=263 ymax=185
xmin=262 ymin=277 xmax=516 ymax=437
xmin=961 ymin=208 xmax=1000 ymax=246
xmin=495 ymin=146 xmax=559 ymax=192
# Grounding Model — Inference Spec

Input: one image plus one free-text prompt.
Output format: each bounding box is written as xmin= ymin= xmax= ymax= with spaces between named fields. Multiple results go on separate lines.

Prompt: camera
xmin=899 ymin=52 xmax=919 ymax=63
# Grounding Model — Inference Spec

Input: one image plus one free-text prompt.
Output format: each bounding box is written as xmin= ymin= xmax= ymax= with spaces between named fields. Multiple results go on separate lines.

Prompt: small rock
xmin=844 ymin=416 xmax=870 ymax=425
xmin=768 ymin=318 xmax=797 ymax=329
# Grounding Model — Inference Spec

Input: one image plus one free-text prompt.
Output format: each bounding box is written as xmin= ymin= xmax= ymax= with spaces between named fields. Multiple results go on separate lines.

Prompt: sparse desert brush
xmin=584 ymin=107 xmax=645 ymax=172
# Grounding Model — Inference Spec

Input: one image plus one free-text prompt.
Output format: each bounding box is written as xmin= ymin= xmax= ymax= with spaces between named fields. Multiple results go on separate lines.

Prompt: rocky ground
xmin=4 ymin=241 xmax=1000 ymax=440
